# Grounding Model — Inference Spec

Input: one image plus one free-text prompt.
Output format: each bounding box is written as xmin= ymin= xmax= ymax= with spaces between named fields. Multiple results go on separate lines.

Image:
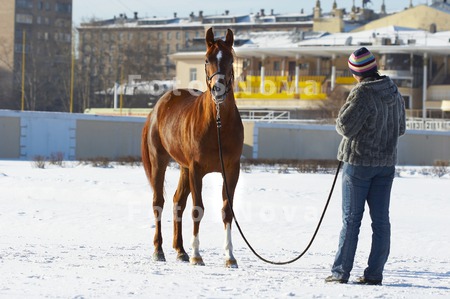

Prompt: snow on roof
xmin=296 ymin=26 xmax=450 ymax=47
xmin=276 ymin=12 xmax=312 ymax=17
xmin=235 ymin=31 xmax=300 ymax=48
xmin=97 ymin=80 xmax=175 ymax=96
xmin=203 ymin=13 xmax=248 ymax=19
xmin=234 ymin=30 xmax=327 ymax=48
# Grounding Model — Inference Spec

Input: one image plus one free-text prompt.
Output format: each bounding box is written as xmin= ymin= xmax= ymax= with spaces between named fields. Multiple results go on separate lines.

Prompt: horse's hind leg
xmin=142 ymin=115 xmax=167 ymax=261
xmin=150 ymin=155 xmax=170 ymax=262
xmin=173 ymin=167 xmax=190 ymax=262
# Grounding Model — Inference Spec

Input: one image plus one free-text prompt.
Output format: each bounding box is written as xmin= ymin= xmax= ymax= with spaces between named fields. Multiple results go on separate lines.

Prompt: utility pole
xmin=21 ymin=29 xmax=26 ymax=111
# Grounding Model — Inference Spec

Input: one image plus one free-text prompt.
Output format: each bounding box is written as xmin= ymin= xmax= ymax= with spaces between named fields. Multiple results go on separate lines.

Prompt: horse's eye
xmin=205 ymin=59 xmax=209 ymax=64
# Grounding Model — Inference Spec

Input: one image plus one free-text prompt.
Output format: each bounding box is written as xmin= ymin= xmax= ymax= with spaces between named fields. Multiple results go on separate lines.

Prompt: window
xmin=14 ymin=43 xmax=23 ymax=53
xmin=300 ymin=63 xmax=309 ymax=70
xmin=83 ymin=32 xmax=91 ymax=41
xmin=167 ymin=32 xmax=172 ymax=40
xmin=55 ymin=3 xmax=72 ymax=14
xmin=16 ymin=14 xmax=33 ymax=24
xmin=14 ymin=43 xmax=30 ymax=53
xmin=15 ymin=29 xmax=29 ymax=40
xmin=17 ymin=0 xmax=33 ymax=9
xmin=190 ymin=68 xmax=197 ymax=81
xmin=273 ymin=61 xmax=281 ymax=71
xmin=54 ymin=19 xmax=65 ymax=27
xmin=176 ymin=32 xmax=180 ymax=40
xmin=288 ymin=61 xmax=296 ymax=73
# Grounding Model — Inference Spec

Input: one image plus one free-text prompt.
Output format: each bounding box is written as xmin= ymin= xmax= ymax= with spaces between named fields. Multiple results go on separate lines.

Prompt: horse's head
xmin=205 ymin=28 xmax=234 ymax=104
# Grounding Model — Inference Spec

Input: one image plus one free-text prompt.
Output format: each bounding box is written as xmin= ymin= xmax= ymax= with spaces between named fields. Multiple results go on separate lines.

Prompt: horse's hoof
xmin=153 ymin=250 xmax=166 ymax=262
xmin=225 ymin=259 xmax=238 ymax=268
xmin=176 ymin=252 xmax=190 ymax=262
xmin=190 ymin=256 xmax=205 ymax=266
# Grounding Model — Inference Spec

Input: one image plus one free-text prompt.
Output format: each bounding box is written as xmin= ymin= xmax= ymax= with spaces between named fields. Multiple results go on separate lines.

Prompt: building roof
xmin=353 ymin=4 xmax=450 ymax=32
xmin=78 ymin=10 xmax=314 ymax=29
xmin=171 ymin=26 xmax=450 ymax=60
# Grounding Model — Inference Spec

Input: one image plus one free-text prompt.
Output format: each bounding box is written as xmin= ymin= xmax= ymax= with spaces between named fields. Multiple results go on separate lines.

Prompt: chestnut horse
xmin=141 ymin=28 xmax=243 ymax=268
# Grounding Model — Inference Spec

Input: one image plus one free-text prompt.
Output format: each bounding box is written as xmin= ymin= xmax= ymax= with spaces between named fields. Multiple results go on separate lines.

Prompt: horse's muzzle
xmin=212 ymin=83 xmax=227 ymax=103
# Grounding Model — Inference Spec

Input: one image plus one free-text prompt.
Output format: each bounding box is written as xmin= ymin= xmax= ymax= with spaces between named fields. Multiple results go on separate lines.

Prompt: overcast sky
xmin=72 ymin=0 xmax=422 ymax=25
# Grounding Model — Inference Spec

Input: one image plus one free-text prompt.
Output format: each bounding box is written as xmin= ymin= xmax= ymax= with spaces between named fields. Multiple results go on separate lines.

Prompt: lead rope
xmin=215 ymin=104 xmax=342 ymax=265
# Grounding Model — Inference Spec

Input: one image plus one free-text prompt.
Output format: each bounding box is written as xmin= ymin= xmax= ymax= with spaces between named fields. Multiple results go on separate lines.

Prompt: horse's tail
xmin=141 ymin=113 xmax=152 ymax=183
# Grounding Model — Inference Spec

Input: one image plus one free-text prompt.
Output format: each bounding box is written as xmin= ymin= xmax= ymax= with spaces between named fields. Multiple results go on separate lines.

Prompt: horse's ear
xmin=225 ymin=29 xmax=234 ymax=48
xmin=205 ymin=28 xmax=215 ymax=48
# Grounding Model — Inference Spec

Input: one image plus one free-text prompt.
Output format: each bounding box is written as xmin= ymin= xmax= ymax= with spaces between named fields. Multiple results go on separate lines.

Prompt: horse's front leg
xmin=222 ymin=164 xmax=240 ymax=268
xmin=189 ymin=166 xmax=205 ymax=266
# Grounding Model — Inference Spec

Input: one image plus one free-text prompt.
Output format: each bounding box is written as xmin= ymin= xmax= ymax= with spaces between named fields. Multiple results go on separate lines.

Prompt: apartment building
xmin=0 ymin=0 xmax=72 ymax=110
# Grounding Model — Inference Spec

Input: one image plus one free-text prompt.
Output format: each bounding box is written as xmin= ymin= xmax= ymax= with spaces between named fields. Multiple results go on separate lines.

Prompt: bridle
xmin=205 ymin=63 xmax=234 ymax=104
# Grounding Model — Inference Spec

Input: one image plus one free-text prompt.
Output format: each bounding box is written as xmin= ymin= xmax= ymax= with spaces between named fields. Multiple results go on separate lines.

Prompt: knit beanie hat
xmin=348 ymin=47 xmax=378 ymax=77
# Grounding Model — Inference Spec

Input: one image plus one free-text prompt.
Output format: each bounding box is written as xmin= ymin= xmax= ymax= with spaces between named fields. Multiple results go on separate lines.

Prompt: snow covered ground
xmin=0 ymin=160 xmax=449 ymax=298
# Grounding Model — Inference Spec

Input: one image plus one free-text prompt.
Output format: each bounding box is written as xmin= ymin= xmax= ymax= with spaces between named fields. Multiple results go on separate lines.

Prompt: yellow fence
xmin=236 ymin=75 xmax=327 ymax=100
xmin=335 ymin=76 xmax=356 ymax=84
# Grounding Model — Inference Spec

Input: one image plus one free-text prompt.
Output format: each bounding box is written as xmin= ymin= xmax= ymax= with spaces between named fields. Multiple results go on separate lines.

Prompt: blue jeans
xmin=331 ymin=163 xmax=395 ymax=281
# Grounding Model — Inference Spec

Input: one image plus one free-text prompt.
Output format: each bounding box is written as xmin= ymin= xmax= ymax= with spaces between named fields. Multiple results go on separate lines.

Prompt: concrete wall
xmin=248 ymin=123 xmax=341 ymax=160
xmin=398 ymin=130 xmax=450 ymax=165
xmin=0 ymin=110 xmax=145 ymax=160
xmin=1 ymin=110 xmax=449 ymax=165
xmin=76 ymin=119 xmax=143 ymax=159
xmin=0 ymin=115 xmax=20 ymax=159
xmin=245 ymin=122 xmax=450 ymax=165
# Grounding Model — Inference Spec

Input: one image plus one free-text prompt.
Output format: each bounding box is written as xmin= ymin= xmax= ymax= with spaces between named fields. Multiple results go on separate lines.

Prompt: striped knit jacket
xmin=336 ymin=75 xmax=406 ymax=166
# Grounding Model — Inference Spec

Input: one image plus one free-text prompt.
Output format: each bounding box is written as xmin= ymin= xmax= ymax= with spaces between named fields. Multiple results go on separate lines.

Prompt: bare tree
xmin=0 ymin=28 xmax=72 ymax=111
xmin=76 ymin=25 xmax=165 ymax=111
xmin=0 ymin=37 xmax=16 ymax=109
